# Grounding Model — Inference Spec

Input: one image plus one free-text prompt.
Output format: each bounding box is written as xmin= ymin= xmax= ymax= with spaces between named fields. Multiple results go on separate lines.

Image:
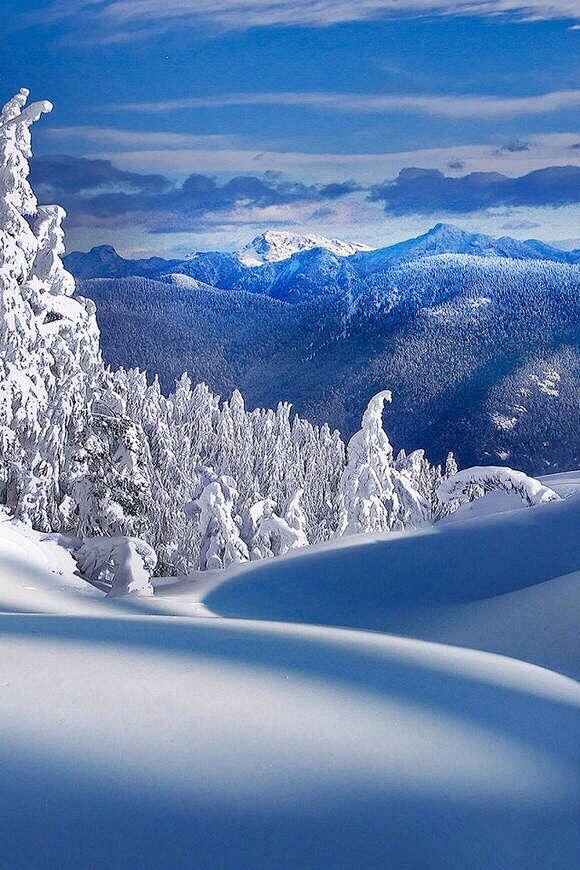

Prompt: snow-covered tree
xmin=437 ymin=466 xmax=560 ymax=508
xmin=284 ymin=489 xmax=309 ymax=548
xmin=0 ymin=89 xmax=101 ymax=530
xmin=338 ymin=391 xmax=429 ymax=536
xmin=195 ymin=475 xmax=249 ymax=570
xmin=74 ymin=536 xmax=157 ymax=596
xmin=338 ymin=391 xmax=396 ymax=535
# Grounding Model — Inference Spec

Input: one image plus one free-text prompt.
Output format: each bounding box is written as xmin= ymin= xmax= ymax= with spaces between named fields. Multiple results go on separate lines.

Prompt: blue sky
xmin=3 ymin=0 xmax=579 ymax=255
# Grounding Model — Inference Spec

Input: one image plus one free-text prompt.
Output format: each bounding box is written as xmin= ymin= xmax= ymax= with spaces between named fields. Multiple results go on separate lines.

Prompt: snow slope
xmin=0 ymin=484 xmax=579 ymax=868
xmin=203 ymin=485 xmax=579 ymax=652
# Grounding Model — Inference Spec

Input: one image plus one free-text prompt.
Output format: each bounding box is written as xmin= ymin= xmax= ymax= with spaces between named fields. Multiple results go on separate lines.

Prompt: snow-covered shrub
xmin=74 ymin=536 xmax=157 ymax=596
xmin=249 ymin=491 xmax=309 ymax=558
xmin=437 ymin=465 xmax=560 ymax=508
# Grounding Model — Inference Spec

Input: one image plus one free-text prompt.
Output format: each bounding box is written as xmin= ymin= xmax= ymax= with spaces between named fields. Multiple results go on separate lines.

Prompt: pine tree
xmin=196 ymin=475 xmax=249 ymax=570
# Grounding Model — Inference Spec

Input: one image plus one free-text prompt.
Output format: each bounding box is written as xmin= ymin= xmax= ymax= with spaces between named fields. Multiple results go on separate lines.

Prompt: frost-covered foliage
xmin=438 ymin=466 xmax=560 ymax=508
xmin=338 ymin=391 xmax=432 ymax=535
xmin=0 ymin=87 xmax=558 ymax=581
xmin=195 ymin=474 xmax=249 ymax=571
xmin=0 ymin=89 xmax=102 ymax=531
xmin=74 ymin=536 xmax=156 ymax=596
xmin=107 ymin=373 xmax=345 ymax=573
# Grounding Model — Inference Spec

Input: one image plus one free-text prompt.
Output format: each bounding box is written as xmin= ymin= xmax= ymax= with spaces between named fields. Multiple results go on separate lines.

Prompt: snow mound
xmin=404 ymin=570 xmax=580 ymax=680
xmin=204 ymin=492 xmax=580 ymax=636
xmin=438 ymin=465 xmax=560 ymax=507
xmin=237 ymin=229 xmax=371 ymax=266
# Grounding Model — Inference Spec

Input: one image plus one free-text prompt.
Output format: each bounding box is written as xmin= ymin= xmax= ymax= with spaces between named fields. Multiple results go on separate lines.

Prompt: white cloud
xmin=46 ymin=125 xmax=238 ymax=151
xmin=104 ymin=89 xmax=580 ymax=119
xmin=37 ymin=0 xmax=580 ymax=36
xmin=55 ymin=129 xmax=579 ymax=183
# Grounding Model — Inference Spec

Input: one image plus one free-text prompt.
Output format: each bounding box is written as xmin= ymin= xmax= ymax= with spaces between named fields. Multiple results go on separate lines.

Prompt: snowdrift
xmin=205 ymin=491 xmax=579 ymax=628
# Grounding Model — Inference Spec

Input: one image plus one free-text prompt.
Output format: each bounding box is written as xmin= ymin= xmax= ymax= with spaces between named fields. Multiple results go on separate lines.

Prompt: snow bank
xmin=0 ymin=479 xmax=579 ymax=868
xmin=1 ymin=610 xmax=579 ymax=869
xmin=403 ymin=571 xmax=580 ymax=680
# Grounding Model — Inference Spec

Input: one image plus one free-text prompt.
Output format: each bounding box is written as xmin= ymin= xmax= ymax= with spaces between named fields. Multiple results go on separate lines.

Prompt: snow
xmin=492 ymin=411 xmax=518 ymax=430
xmin=74 ymin=535 xmax=157 ymax=596
xmin=236 ymin=229 xmax=371 ymax=266
xmin=201 ymin=482 xmax=578 ymax=638
xmin=1 ymin=479 xmax=579 ymax=868
xmin=532 ymin=367 xmax=561 ymax=396
xmin=437 ymin=464 xmax=560 ymax=507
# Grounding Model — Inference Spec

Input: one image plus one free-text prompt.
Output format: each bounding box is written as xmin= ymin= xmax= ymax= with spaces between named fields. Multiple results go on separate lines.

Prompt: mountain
xmin=66 ymin=223 xmax=579 ymax=474
xmin=65 ymin=225 xmax=578 ymax=301
xmin=348 ymin=222 xmax=577 ymax=276
xmin=77 ymin=253 xmax=580 ymax=475
xmin=63 ymin=244 xmax=178 ymax=279
xmin=171 ymin=224 xmax=578 ymax=303
xmin=236 ymin=230 xmax=371 ymax=266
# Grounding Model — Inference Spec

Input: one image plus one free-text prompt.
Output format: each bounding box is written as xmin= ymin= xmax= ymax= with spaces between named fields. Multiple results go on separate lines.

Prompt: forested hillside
xmin=78 ymin=253 xmax=580 ymax=474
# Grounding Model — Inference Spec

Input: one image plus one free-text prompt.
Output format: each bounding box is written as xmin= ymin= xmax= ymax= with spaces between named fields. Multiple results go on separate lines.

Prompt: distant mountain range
xmin=65 ymin=223 xmax=579 ymax=290
xmin=64 ymin=245 xmax=182 ymax=280
xmin=68 ymin=224 xmax=580 ymax=475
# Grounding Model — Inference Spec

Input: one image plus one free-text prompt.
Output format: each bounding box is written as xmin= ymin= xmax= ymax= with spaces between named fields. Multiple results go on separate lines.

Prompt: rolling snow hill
xmin=0 ymin=476 xmax=578 ymax=869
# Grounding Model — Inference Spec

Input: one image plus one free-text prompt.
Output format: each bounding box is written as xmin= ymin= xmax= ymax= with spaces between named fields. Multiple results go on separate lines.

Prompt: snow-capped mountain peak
xmin=236 ymin=230 xmax=372 ymax=266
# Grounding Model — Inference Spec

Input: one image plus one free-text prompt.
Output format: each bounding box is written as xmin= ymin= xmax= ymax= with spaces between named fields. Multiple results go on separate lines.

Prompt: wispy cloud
xmin=50 ymin=127 xmax=578 ymax=184
xmin=46 ymin=125 xmax=238 ymax=151
xmin=25 ymin=0 xmax=580 ymax=40
xmin=31 ymin=153 xmax=361 ymax=232
xmin=103 ymin=89 xmax=580 ymax=119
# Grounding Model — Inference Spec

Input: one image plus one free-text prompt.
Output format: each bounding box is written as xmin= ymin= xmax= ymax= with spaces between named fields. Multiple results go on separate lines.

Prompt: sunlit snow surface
xmin=0 ymin=474 xmax=578 ymax=869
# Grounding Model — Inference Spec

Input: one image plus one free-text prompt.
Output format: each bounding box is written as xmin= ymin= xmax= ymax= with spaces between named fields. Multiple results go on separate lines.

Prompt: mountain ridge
xmin=65 ymin=223 xmax=579 ymax=301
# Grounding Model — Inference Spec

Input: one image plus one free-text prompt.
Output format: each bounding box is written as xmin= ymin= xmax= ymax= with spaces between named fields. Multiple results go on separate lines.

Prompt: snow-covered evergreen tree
xmin=338 ymin=391 xmax=429 ymax=536
xmin=195 ymin=474 xmax=249 ymax=570
xmin=284 ymin=489 xmax=309 ymax=548
xmin=0 ymin=89 xmax=101 ymax=530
